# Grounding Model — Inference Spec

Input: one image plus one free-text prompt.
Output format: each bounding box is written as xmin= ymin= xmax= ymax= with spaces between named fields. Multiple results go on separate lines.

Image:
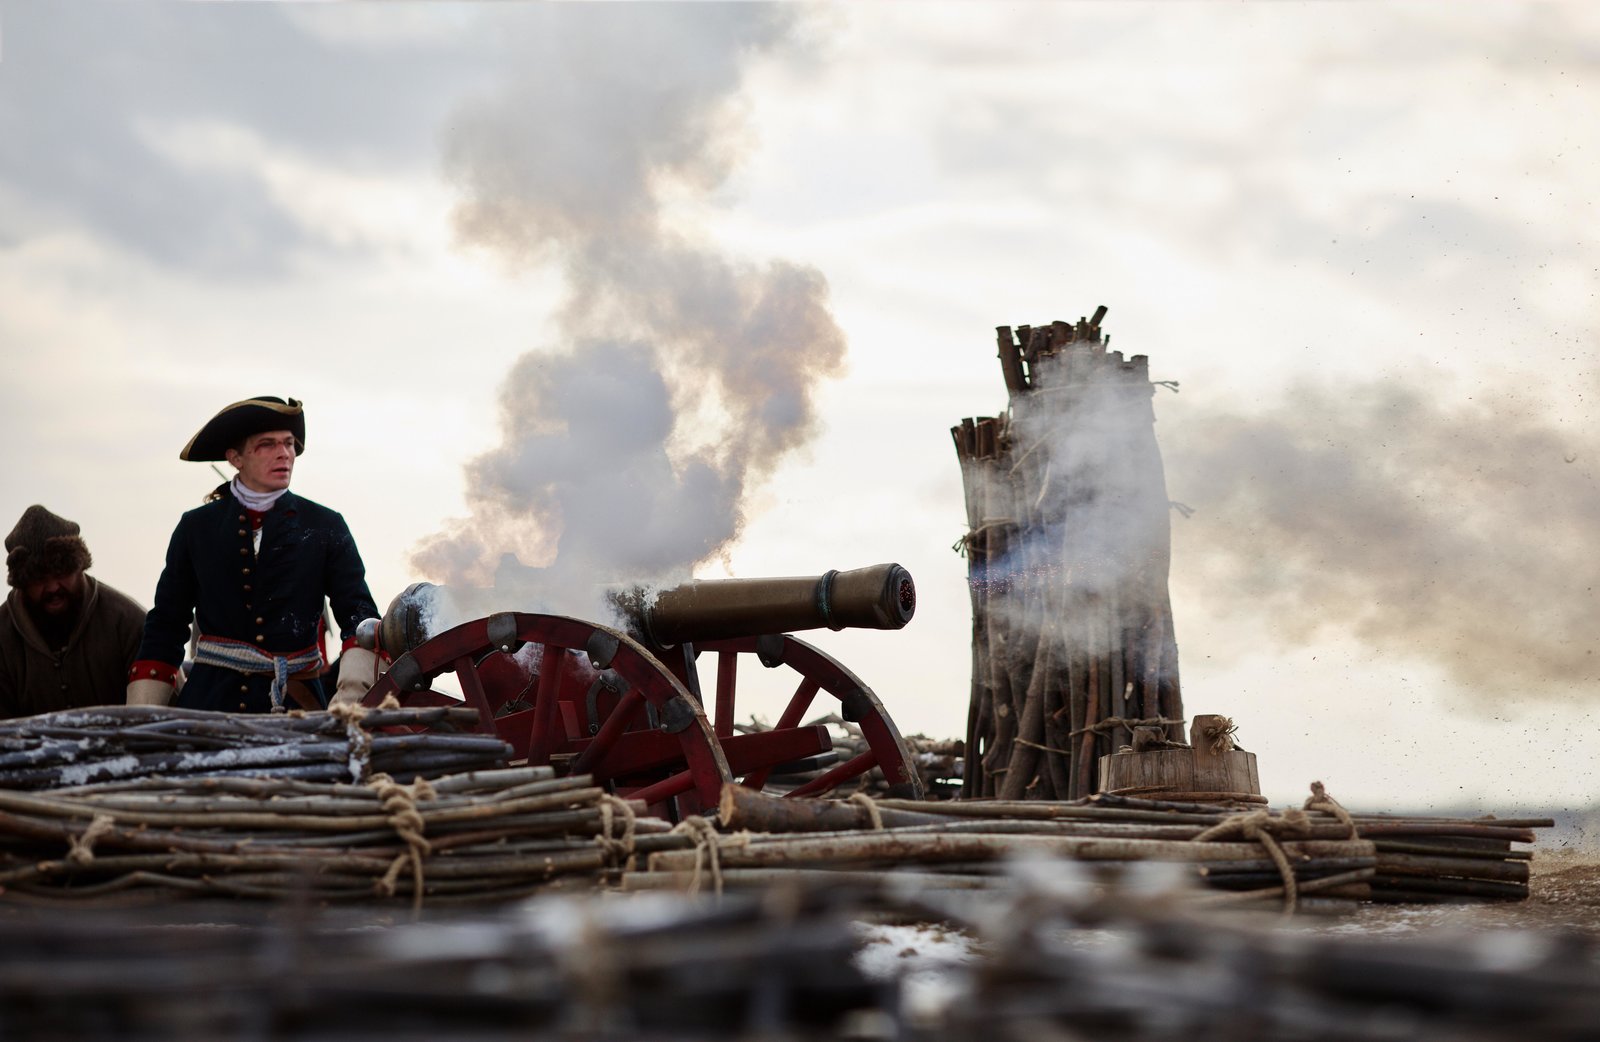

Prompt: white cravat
xmin=232 ymin=478 xmax=287 ymax=553
xmin=231 ymin=477 xmax=287 ymax=513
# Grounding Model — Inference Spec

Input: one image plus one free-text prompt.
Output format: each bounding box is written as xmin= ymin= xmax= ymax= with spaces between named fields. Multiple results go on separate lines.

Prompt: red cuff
xmin=341 ymin=635 xmax=390 ymax=663
xmin=129 ymin=660 xmax=178 ymax=685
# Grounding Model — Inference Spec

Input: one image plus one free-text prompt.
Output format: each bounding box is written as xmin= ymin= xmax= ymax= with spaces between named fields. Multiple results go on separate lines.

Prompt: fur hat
xmin=5 ymin=505 xmax=92 ymax=588
xmin=180 ymin=396 xmax=306 ymax=462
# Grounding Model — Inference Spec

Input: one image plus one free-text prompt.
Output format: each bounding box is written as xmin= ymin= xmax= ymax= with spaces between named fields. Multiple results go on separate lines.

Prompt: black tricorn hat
xmin=180 ymin=397 xmax=306 ymax=462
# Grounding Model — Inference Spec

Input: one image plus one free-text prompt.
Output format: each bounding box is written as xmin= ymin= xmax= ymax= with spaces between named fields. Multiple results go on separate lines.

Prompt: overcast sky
xmin=1 ymin=2 xmax=1596 ymax=813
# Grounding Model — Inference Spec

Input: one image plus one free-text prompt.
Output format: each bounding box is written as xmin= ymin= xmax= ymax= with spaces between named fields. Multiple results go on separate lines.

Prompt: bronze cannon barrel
xmin=358 ymin=563 xmax=916 ymax=657
xmin=638 ymin=563 xmax=916 ymax=647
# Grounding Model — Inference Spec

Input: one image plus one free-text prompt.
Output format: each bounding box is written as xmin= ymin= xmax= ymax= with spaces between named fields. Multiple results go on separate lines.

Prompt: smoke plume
xmin=1163 ymin=380 xmax=1600 ymax=701
xmin=411 ymin=7 xmax=845 ymax=623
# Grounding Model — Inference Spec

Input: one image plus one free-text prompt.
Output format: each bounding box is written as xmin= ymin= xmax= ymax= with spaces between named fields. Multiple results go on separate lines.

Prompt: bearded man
xmin=0 ymin=505 xmax=146 ymax=717
xmin=126 ymin=396 xmax=381 ymax=712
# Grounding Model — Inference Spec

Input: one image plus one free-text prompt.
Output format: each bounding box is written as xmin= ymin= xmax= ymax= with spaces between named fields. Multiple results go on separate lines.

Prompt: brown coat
xmin=0 ymin=576 xmax=146 ymax=718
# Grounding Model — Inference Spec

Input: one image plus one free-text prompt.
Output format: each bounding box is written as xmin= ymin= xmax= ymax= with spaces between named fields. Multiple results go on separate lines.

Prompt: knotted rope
xmin=595 ymin=794 xmax=638 ymax=869
xmin=1304 ymin=780 xmax=1359 ymax=839
xmin=328 ymin=700 xmax=374 ymax=784
xmin=670 ymin=816 xmax=730 ymax=896
xmin=848 ymin=791 xmax=885 ymax=831
xmin=66 ymin=813 xmax=116 ymax=866
xmin=1193 ymin=807 xmax=1312 ymax=915
xmin=1200 ymin=717 xmax=1240 ymax=756
xmin=368 ymin=772 xmax=437 ymax=915
xmin=193 ymin=635 xmax=321 ymax=712
xmin=952 ymin=518 xmax=1018 ymax=556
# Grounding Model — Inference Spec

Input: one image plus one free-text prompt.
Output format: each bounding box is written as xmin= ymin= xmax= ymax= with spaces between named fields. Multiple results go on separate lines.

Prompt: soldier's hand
xmin=332 ymin=647 xmax=379 ymax=707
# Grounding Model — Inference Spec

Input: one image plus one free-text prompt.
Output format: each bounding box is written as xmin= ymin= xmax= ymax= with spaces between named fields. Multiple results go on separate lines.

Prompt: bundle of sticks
xmin=0 ymin=765 xmax=668 ymax=905
xmin=952 ymin=309 xmax=1183 ymax=801
xmin=0 ymin=861 xmax=1589 ymax=1041
xmin=0 ymin=889 xmax=883 ymax=1039
xmin=923 ymin=867 xmax=1600 ymax=1041
xmin=0 ymin=704 xmax=513 ymax=788
xmin=621 ymin=784 xmax=1548 ymax=909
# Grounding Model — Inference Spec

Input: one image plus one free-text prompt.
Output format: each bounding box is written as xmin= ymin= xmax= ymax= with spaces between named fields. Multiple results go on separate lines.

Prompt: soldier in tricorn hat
xmin=1 ymin=505 xmax=145 ymax=716
xmin=126 ymin=397 xmax=381 ymax=712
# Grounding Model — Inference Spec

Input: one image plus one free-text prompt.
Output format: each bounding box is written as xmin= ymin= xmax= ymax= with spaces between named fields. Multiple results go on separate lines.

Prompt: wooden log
xmin=1348 ymin=821 xmax=1536 ymax=843
xmin=1369 ymin=876 xmax=1529 ymax=901
xmin=873 ymin=798 xmax=1221 ymax=823
xmin=1039 ymin=629 xmax=1072 ymax=801
xmin=1137 ymin=607 xmax=1164 ymax=721
xmin=1107 ymin=603 xmax=1130 ymax=753
xmin=998 ymin=638 xmax=1049 ymax=801
xmin=1374 ymin=852 xmax=1530 ymax=884
xmin=996 ymin=326 xmax=1026 ymax=393
xmin=1371 ymin=839 xmax=1530 ymax=861
xmin=718 ymin=784 xmax=949 ymax=833
xmin=619 ymin=868 xmax=996 ymax=892
xmin=647 ymin=834 xmax=1375 ymax=872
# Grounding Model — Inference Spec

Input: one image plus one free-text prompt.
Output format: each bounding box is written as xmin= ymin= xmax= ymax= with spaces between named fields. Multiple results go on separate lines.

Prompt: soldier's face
xmin=228 ymin=430 xmax=297 ymax=494
xmin=24 ymin=570 xmax=85 ymax=619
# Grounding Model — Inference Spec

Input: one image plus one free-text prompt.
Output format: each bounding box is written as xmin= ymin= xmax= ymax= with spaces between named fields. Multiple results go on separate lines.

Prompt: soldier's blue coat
xmin=137 ymin=486 xmax=378 ymax=713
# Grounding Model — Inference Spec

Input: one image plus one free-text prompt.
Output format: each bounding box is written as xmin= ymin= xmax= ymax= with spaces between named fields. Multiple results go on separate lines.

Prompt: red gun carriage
xmin=357 ymin=564 xmax=924 ymax=816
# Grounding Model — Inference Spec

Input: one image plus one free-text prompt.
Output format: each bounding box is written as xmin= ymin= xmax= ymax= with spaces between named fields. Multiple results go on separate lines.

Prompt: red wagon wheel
xmin=361 ymin=613 xmax=731 ymax=813
xmin=685 ymin=634 xmax=925 ymax=800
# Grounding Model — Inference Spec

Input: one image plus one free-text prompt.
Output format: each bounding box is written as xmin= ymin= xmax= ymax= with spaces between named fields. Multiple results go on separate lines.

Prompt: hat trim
xmin=179 ymin=397 xmax=304 ymax=462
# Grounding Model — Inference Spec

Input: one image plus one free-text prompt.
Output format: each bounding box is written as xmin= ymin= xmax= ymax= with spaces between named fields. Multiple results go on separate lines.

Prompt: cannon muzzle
xmin=636 ymin=563 xmax=916 ymax=647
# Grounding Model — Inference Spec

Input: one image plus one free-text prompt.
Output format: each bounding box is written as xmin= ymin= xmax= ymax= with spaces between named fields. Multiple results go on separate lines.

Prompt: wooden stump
xmin=1097 ymin=714 xmax=1259 ymax=797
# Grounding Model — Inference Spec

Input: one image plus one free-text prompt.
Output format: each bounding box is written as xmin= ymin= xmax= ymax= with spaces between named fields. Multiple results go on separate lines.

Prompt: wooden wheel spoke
xmin=784 ymin=750 xmax=878 ymax=799
xmin=739 ymin=676 xmax=825 ymax=790
xmin=569 ymin=688 xmax=645 ymax=776
xmin=714 ymin=651 xmax=738 ymax=739
xmin=739 ymin=675 xmax=825 ymax=790
xmin=690 ymin=634 xmax=920 ymax=799
xmin=451 ymin=655 xmax=500 ymax=736
xmin=627 ymin=768 xmax=697 ymax=808
xmin=525 ymin=644 xmax=567 ymax=765
xmin=775 ymin=676 xmax=822 ymax=730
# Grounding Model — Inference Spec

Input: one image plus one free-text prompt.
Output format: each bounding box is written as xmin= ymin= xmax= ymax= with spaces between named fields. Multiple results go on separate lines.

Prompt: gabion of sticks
xmin=953 ymin=311 xmax=1185 ymax=801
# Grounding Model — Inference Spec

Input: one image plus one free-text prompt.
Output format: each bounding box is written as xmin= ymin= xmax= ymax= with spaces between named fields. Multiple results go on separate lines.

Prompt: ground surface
xmin=854 ymin=850 xmax=1600 ymax=985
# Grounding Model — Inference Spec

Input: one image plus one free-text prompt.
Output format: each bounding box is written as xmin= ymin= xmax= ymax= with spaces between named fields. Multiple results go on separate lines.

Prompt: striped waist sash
xmin=193 ymin=635 xmax=322 ymax=713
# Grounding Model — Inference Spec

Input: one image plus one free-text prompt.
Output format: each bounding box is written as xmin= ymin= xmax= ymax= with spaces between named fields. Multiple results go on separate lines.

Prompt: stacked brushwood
xmin=0 ymin=764 xmax=665 ymax=905
xmin=0 ymin=764 xmax=670 ymax=906
xmin=620 ymin=784 xmax=1549 ymax=910
xmin=0 ymin=704 xmax=514 ymax=788
xmin=921 ymin=868 xmax=1600 ymax=1042
xmin=0 ymin=706 xmax=672 ymax=906
xmin=953 ymin=308 xmax=1183 ymax=801
xmin=0 ymin=891 xmax=887 ymax=1040
xmin=0 ymin=869 xmax=1592 ymax=1041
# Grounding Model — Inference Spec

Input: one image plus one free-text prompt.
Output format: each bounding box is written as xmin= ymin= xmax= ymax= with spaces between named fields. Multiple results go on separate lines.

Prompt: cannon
xmin=356 ymin=563 xmax=923 ymax=815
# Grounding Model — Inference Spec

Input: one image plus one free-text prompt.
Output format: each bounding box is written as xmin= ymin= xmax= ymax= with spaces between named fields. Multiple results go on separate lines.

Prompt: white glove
xmin=126 ymin=678 xmax=175 ymax=706
xmin=332 ymin=646 xmax=379 ymax=707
